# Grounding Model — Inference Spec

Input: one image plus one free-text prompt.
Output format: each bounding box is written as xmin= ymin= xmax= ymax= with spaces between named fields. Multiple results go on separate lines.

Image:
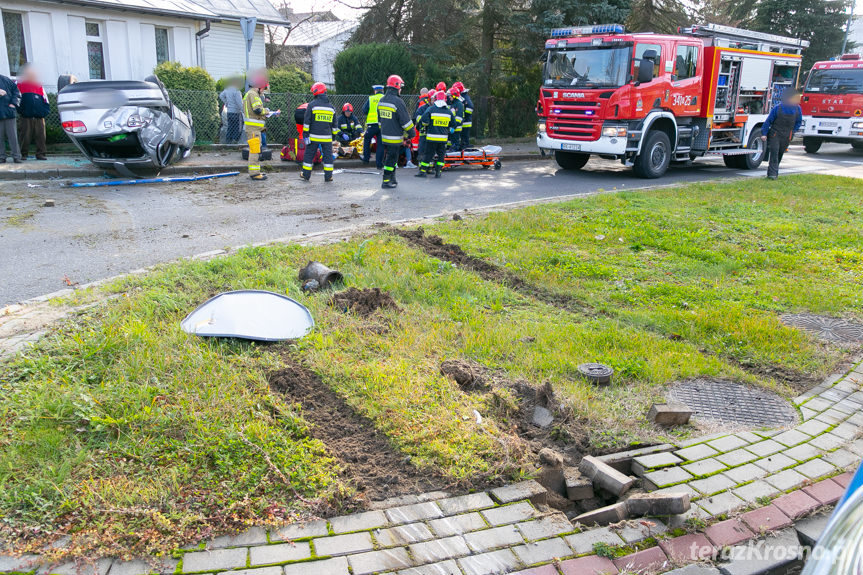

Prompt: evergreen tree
xmin=752 ymin=0 xmax=850 ymax=68
xmin=625 ymin=0 xmax=690 ymax=33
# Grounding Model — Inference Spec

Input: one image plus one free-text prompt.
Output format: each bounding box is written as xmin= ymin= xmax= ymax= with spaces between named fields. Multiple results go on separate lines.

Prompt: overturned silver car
xmin=57 ymin=76 xmax=194 ymax=177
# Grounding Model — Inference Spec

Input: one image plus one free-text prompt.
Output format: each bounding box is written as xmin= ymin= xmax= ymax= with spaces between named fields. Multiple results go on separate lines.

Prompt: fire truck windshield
xmin=543 ymin=45 xmax=630 ymax=88
xmin=805 ymin=68 xmax=863 ymax=95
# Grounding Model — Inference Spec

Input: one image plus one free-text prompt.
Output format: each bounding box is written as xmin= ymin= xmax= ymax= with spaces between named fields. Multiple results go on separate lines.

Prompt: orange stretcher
xmin=443 ymin=145 xmax=502 ymax=170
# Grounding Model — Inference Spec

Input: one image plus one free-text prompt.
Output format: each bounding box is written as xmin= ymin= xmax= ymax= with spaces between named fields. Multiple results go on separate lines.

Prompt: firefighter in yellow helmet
xmin=243 ymin=69 xmax=279 ymax=181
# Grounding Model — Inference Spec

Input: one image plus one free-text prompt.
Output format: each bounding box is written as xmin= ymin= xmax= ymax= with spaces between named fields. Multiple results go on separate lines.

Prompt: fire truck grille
xmin=548 ymin=120 xmax=601 ymax=140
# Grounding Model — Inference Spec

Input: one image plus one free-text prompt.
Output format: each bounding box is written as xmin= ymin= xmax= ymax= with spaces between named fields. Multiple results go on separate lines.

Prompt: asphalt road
xmin=1 ymin=143 xmax=861 ymax=305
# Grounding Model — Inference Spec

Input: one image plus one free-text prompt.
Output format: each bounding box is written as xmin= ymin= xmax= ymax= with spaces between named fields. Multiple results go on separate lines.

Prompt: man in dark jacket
xmin=301 ymin=82 xmax=339 ymax=182
xmin=447 ymin=86 xmax=465 ymax=151
xmin=0 ymin=73 xmax=22 ymax=163
xmin=761 ymin=89 xmax=803 ymax=180
xmin=16 ymin=65 xmax=50 ymax=160
xmin=415 ymin=91 xmax=454 ymax=179
xmin=414 ymin=90 xmax=432 ymax=164
xmin=377 ymin=75 xmax=416 ymax=189
xmin=336 ymin=103 xmax=361 ymax=143
xmin=453 ymin=82 xmax=474 ymax=149
xmin=361 ymin=85 xmax=385 ymax=168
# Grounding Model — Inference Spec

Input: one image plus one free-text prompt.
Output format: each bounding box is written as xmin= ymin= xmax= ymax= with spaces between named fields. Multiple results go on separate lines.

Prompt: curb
xmin=0 ymin=154 xmax=549 ymax=182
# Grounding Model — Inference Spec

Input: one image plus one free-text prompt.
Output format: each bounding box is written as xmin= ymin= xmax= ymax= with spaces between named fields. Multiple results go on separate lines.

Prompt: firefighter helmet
xmin=342 ymin=102 xmax=353 ymax=112
xmin=435 ymin=91 xmax=447 ymax=101
xmin=452 ymin=81 xmax=465 ymax=93
xmin=448 ymin=86 xmax=461 ymax=98
xmin=436 ymin=81 xmax=447 ymax=92
xmin=311 ymin=82 xmax=327 ymax=96
xmin=387 ymin=75 xmax=405 ymax=89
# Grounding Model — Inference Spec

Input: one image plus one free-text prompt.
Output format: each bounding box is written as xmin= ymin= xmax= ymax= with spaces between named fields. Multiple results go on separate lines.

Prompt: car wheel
xmin=554 ymin=150 xmax=590 ymax=170
xmin=634 ymin=130 xmax=671 ymax=178
xmin=851 ymin=142 xmax=863 ymax=151
xmin=803 ymin=137 xmax=822 ymax=154
xmin=741 ymin=130 xmax=765 ymax=169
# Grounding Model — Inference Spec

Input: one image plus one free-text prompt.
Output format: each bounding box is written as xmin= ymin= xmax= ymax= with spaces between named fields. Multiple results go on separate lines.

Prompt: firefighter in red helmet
xmin=447 ymin=85 xmax=465 ymax=151
xmin=300 ymin=82 xmax=339 ymax=182
xmin=452 ymin=81 xmax=474 ymax=149
xmin=377 ymin=75 xmax=415 ymax=189
xmin=337 ymin=102 xmax=361 ymax=143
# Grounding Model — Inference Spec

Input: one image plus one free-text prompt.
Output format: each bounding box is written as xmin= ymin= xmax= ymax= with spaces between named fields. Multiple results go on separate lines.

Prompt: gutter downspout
xmin=195 ymin=19 xmax=211 ymax=70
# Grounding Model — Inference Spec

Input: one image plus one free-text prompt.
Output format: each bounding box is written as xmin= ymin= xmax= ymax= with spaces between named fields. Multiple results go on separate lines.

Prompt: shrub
xmin=334 ymin=43 xmax=417 ymax=94
xmin=153 ymin=61 xmax=216 ymax=91
xmin=268 ymin=66 xmax=313 ymax=94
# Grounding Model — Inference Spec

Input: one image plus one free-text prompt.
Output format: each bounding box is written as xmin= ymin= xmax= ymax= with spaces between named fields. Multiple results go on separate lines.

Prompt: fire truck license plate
xmin=562 ymin=143 xmax=581 ymax=151
xmin=819 ymin=121 xmax=838 ymax=127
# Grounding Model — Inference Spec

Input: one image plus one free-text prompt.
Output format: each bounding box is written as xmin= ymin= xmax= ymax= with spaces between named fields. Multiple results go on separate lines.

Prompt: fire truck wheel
xmin=554 ymin=151 xmax=590 ymax=170
xmin=803 ymin=137 xmax=822 ymax=154
xmin=740 ymin=131 xmax=765 ymax=170
xmin=851 ymin=142 xmax=863 ymax=151
xmin=634 ymin=130 xmax=671 ymax=179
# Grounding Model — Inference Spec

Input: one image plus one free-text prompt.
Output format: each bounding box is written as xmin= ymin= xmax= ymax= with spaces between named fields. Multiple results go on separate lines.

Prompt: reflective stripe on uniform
xmin=462 ymin=122 xmax=473 ymax=127
xmin=381 ymin=136 xmax=404 ymax=144
xmin=323 ymin=164 xmax=334 ymax=171
xmin=426 ymin=134 xmax=449 ymax=142
xmin=310 ymin=136 xmax=332 ymax=143
xmin=302 ymin=163 xmax=314 ymax=169
xmin=245 ymin=119 xmax=265 ymax=127
xmin=402 ymin=119 xmax=414 ymax=130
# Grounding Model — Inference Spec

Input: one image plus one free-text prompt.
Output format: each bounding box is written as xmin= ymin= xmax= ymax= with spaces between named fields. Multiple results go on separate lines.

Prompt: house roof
xmin=52 ymin=0 xmax=217 ymax=20
xmin=50 ymin=0 xmax=288 ymax=24
xmin=193 ymin=0 xmax=288 ymax=24
xmin=268 ymin=19 xmax=357 ymax=47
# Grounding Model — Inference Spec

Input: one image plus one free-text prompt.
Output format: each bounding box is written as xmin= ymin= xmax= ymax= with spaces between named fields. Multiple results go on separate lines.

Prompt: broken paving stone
xmin=43 ymin=199 xmax=55 ymax=207
xmin=625 ymin=492 xmax=691 ymax=516
xmin=573 ymin=501 xmax=628 ymax=526
xmin=648 ymin=403 xmax=693 ymax=426
xmin=490 ymin=480 xmax=548 ymax=506
xmin=564 ymin=468 xmax=594 ymax=501
xmin=631 ymin=452 xmax=684 ymax=476
xmin=578 ymin=455 xmax=635 ymax=497
xmin=532 ymin=405 xmax=554 ymax=428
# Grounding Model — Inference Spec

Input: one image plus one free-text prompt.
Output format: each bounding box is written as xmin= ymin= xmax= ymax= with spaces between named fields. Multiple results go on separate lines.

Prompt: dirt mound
xmin=269 ymin=359 xmax=448 ymax=504
xmin=440 ymin=359 xmax=490 ymax=392
xmin=393 ymin=227 xmax=592 ymax=315
xmin=329 ymin=287 xmax=400 ymax=317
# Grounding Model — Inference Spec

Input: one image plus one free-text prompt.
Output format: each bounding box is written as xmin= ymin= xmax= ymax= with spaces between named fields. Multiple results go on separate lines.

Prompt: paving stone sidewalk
xmin=2 ymin=358 xmax=860 ymax=575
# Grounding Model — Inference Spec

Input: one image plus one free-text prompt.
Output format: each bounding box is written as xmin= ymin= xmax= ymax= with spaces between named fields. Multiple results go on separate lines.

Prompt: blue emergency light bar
xmin=549 ymin=24 xmax=625 ymax=38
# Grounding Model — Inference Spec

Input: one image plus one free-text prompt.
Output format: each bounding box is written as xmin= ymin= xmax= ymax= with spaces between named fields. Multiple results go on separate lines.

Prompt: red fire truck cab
xmin=800 ymin=54 xmax=863 ymax=153
xmin=536 ymin=23 xmax=809 ymax=178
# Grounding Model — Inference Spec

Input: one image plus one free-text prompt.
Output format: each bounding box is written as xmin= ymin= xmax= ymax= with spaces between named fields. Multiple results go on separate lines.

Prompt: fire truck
xmin=799 ymin=54 xmax=863 ymax=153
xmin=536 ymin=23 xmax=809 ymax=178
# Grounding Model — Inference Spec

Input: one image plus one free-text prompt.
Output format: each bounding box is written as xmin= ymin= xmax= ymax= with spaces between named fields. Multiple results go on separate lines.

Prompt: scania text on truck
xmin=799 ymin=54 xmax=863 ymax=153
xmin=536 ymin=23 xmax=809 ymax=178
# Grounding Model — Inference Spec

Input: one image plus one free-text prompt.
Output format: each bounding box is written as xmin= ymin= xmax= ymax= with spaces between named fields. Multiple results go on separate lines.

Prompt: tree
xmin=751 ymin=0 xmax=851 ymax=69
xmin=334 ymin=43 xmax=418 ymax=93
xmin=626 ymin=0 xmax=690 ymax=33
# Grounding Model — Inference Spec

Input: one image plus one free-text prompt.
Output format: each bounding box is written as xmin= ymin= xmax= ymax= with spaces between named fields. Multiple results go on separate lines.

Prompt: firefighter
xmin=337 ymin=103 xmax=362 ymax=143
xmin=378 ymin=75 xmax=416 ymax=189
xmin=761 ymin=89 xmax=803 ymax=180
xmin=436 ymin=81 xmax=447 ymax=93
xmin=447 ymin=86 xmax=465 ymax=151
xmin=414 ymin=90 xmax=433 ymax=166
xmin=453 ymin=81 xmax=474 ymax=149
xmin=301 ymin=82 xmax=339 ymax=182
xmin=361 ymin=84 xmax=385 ymax=168
xmin=415 ymin=91 xmax=454 ymax=179
xmin=243 ymin=70 xmax=278 ymax=181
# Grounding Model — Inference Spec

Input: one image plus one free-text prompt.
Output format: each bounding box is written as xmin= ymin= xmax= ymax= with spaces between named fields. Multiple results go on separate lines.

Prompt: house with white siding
xmin=266 ymin=18 xmax=357 ymax=88
xmin=0 ymin=0 xmax=288 ymax=88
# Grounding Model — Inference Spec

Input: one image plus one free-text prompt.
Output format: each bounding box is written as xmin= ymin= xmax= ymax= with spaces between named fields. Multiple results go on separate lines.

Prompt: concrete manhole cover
xmin=781 ymin=314 xmax=863 ymax=345
xmin=668 ymin=379 xmax=798 ymax=428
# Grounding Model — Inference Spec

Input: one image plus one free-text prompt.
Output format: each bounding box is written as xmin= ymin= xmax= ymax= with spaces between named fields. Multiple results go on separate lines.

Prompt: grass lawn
xmin=1 ymin=174 xmax=861 ymax=559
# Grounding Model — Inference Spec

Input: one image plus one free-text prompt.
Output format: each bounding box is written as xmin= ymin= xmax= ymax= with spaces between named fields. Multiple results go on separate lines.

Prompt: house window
xmin=85 ymin=21 xmax=105 ymax=79
xmin=155 ymin=27 xmax=171 ymax=64
xmin=2 ymin=11 xmax=27 ymax=76
xmin=675 ymin=45 xmax=699 ymax=80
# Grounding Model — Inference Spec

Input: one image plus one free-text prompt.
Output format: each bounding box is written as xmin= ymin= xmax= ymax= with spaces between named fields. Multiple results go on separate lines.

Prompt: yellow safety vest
xmin=366 ymin=93 xmax=383 ymax=125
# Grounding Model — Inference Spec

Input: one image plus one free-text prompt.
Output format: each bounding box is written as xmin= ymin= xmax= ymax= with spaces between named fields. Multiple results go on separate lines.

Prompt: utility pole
xmin=840 ymin=0 xmax=857 ymax=55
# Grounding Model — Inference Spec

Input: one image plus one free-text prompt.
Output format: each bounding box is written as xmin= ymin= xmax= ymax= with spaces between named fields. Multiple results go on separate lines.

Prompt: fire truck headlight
xmin=852 ymin=121 xmax=863 ymax=129
xmin=602 ymin=126 xmax=627 ymax=138
xmin=538 ymin=121 xmax=547 ymax=133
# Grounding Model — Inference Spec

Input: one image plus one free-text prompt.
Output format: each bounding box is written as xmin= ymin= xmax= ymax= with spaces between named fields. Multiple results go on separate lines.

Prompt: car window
xmin=634 ymin=43 xmax=662 ymax=78
xmin=675 ymin=45 xmax=699 ymax=80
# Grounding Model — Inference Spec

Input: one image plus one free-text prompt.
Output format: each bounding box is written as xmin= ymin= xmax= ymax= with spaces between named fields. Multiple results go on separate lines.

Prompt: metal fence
xmin=42 ymin=88 xmax=537 ymax=146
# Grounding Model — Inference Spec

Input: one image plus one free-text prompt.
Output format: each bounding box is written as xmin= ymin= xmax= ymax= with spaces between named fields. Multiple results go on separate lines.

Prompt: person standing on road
xmin=447 ymin=86 xmax=465 ymax=152
xmin=378 ymin=75 xmax=415 ymax=189
xmin=761 ymin=89 xmax=802 ymax=180
xmin=416 ymin=91 xmax=454 ymax=179
xmin=16 ymin=65 xmax=50 ymax=161
xmin=301 ymin=82 xmax=339 ymax=183
xmin=453 ymin=82 xmax=473 ymax=149
xmin=0 ymin=72 xmax=22 ymax=164
xmin=414 ymin=90 xmax=432 ymax=164
xmin=243 ymin=70 xmax=279 ymax=181
xmin=219 ymin=76 xmax=244 ymax=144
xmin=361 ymin=85 xmax=385 ymax=168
